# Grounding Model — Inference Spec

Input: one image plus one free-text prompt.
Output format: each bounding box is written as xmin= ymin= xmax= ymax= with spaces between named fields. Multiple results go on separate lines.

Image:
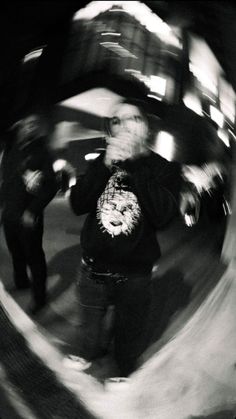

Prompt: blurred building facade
xmin=13 ymin=1 xmax=235 ymax=162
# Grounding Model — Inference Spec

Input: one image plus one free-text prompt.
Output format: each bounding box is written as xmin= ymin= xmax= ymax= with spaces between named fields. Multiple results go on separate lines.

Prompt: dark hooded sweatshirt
xmin=70 ymin=151 xmax=182 ymax=276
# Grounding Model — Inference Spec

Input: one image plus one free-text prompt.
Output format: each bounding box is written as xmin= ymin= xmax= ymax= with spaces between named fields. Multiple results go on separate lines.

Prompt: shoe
xmin=62 ymin=354 xmax=91 ymax=371
xmin=27 ymin=301 xmax=47 ymax=316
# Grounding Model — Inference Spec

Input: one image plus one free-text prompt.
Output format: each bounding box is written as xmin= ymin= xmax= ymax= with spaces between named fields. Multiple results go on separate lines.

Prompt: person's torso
xmin=81 ymin=168 xmax=160 ymax=275
xmin=1 ymin=139 xmax=47 ymax=220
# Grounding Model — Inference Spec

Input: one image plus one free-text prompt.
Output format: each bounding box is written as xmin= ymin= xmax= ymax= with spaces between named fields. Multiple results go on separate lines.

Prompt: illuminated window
xmin=219 ymin=78 xmax=235 ymax=124
xmin=53 ymin=159 xmax=67 ymax=172
xmin=152 ymin=131 xmax=175 ymax=161
xmin=210 ymin=105 xmax=224 ymax=128
xmin=23 ymin=47 xmax=44 ymax=63
xmin=183 ymin=91 xmax=203 ymax=116
xmin=217 ymin=128 xmax=230 ymax=147
xmin=85 ymin=152 xmax=101 ymax=161
xmin=148 ymin=75 xmax=166 ymax=96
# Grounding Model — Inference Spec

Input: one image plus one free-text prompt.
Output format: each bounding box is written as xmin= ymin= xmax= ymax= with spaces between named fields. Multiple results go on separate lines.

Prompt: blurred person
xmin=0 ymin=112 xmax=58 ymax=314
xmin=53 ymin=158 xmax=76 ymax=196
xmin=70 ymin=98 xmax=182 ymax=376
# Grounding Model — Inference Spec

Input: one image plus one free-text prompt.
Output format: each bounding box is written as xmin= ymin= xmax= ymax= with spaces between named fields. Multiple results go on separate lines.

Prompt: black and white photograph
xmin=0 ymin=1 xmax=236 ymax=418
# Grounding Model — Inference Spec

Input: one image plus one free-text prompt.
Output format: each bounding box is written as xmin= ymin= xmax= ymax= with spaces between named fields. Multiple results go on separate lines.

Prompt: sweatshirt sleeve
xmin=27 ymin=149 xmax=58 ymax=215
xmin=123 ymin=153 xmax=182 ymax=229
xmin=70 ymin=154 xmax=111 ymax=215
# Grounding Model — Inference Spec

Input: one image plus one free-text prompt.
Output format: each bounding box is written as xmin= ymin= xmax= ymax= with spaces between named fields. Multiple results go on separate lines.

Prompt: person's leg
xmin=3 ymin=220 xmax=30 ymax=288
xmin=76 ymin=263 xmax=109 ymax=361
xmin=22 ymin=216 xmax=47 ymax=307
xmin=114 ymin=274 xmax=152 ymax=376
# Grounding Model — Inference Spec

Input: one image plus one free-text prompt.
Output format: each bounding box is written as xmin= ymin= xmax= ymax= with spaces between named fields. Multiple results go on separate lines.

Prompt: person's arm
xmin=144 ymin=159 xmax=182 ymax=228
xmin=70 ymin=154 xmax=111 ymax=215
xmin=26 ymin=148 xmax=58 ymax=216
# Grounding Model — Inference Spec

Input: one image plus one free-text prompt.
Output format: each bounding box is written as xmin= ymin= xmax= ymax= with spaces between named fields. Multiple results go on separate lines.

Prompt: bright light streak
xmin=222 ymin=199 xmax=232 ymax=216
xmin=69 ymin=177 xmax=77 ymax=188
xmin=183 ymin=164 xmax=223 ymax=194
xmin=184 ymin=214 xmax=195 ymax=227
xmin=189 ymin=36 xmax=222 ymax=95
xmin=210 ymin=105 xmax=224 ymax=128
xmin=219 ymin=78 xmax=235 ymax=124
xmin=124 ymin=68 xmax=141 ymax=73
xmin=23 ymin=48 xmax=43 ymax=63
xmin=85 ymin=153 xmax=101 ymax=161
xmin=152 ymin=131 xmax=175 ymax=161
xmin=148 ymin=75 xmax=166 ymax=96
xmin=202 ymin=93 xmax=216 ymax=103
xmin=100 ymin=41 xmax=119 ymax=46
xmin=183 ymin=92 xmax=203 ymax=116
xmin=189 ymin=63 xmax=217 ymax=95
xmin=101 ymin=32 xmax=121 ymax=36
xmin=147 ymin=94 xmax=162 ymax=101
xmin=229 ymin=129 xmax=236 ymax=140
xmin=131 ymin=72 xmax=166 ymax=96
xmin=217 ymin=128 xmax=230 ymax=147
xmin=53 ymin=159 xmax=67 ymax=172
xmin=109 ymin=8 xmax=125 ymax=12
xmin=100 ymin=42 xmax=137 ymax=58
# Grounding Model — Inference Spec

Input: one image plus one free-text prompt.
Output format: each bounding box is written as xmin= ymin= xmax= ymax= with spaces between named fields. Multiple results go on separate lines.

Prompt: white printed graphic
xmin=97 ymin=170 xmax=141 ymax=237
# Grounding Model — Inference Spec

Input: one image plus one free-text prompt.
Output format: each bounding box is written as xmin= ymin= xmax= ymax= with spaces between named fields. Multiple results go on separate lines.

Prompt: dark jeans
xmin=3 ymin=216 xmax=47 ymax=305
xmin=77 ymin=261 xmax=152 ymax=376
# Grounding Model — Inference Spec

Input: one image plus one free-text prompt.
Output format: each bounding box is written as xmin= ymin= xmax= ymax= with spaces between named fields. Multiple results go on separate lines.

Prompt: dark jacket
xmin=0 ymin=136 xmax=58 ymax=222
xmin=70 ymin=152 xmax=182 ymax=275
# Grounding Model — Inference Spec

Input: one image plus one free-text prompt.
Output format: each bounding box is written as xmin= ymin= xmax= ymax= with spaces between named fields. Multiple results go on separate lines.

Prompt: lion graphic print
xmin=97 ymin=170 xmax=141 ymax=237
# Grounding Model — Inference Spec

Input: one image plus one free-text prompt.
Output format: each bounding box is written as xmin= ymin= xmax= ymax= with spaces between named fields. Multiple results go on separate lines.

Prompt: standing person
xmin=0 ymin=112 xmax=58 ymax=315
xmin=70 ymin=98 xmax=182 ymax=376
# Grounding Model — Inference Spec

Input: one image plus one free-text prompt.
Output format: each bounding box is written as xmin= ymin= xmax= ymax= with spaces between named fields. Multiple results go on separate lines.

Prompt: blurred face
xmin=18 ymin=114 xmax=40 ymax=143
xmin=109 ymin=103 xmax=148 ymax=142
